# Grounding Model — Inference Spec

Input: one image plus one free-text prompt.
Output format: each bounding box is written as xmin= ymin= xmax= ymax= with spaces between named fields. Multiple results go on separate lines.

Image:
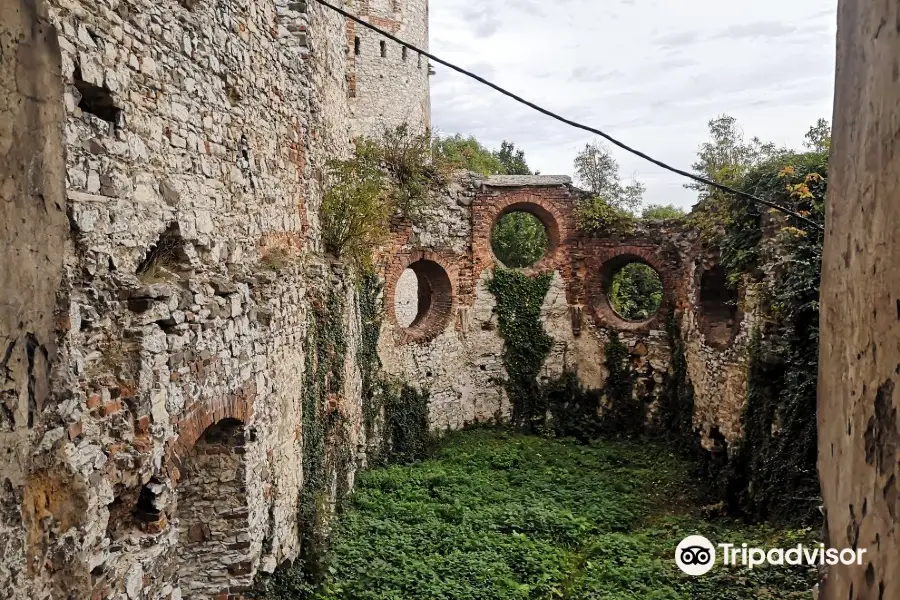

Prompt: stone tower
xmin=346 ymin=0 xmax=432 ymax=139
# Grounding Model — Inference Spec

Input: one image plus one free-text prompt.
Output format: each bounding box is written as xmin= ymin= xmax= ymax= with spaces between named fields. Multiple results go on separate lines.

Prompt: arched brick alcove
xmin=175 ymin=418 xmax=253 ymax=599
xmin=388 ymin=254 xmax=455 ymax=344
xmin=697 ymin=265 xmax=739 ymax=349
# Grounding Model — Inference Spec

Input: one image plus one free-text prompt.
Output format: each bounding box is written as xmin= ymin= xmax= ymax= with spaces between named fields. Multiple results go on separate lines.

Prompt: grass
xmin=265 ymin=430 xmax=818 ymax=600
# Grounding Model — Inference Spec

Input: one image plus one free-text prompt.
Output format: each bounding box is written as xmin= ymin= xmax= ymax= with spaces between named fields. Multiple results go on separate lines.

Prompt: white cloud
xmin=428 ymin=0 xmax=838 ymax=210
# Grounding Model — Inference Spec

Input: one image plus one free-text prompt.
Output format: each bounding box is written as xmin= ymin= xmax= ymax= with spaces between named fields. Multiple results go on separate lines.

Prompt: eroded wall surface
xmin=378 ymin=175 xmax=754 ymax=443
xmin=0 ymin=0 xmax=373 ymax=598
xmin=819 ymin=1 xmax=900 ymax=598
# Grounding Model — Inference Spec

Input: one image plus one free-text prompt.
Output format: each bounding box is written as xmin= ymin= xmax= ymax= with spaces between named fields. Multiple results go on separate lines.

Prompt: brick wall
xmin=379 ymin=174 xmax=754 ymax=444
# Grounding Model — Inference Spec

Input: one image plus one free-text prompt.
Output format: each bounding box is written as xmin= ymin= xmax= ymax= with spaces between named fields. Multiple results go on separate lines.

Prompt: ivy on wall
xmin=487 ymin=269 xmax=554 ymax=430
xmin=712 ymin=151 xmax=827 ymax=524
xmin=659 ymin=312 xmax=696 ymax=447
xmin=487 ymin=269 xmax=649 ymax=439
xmin=356 ymin=272 xmax=433 ymax=468
xmin=298 ymin=282 xmax=353 ymax=583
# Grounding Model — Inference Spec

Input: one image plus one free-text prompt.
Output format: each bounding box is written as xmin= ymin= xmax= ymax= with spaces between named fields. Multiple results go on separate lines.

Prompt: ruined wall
xmin=0 ymin=0 xmax=376 ymax=597
xmin=377 ymin=175 xmax=755 ymax=441
xmin=0 ymin=0 xmax=69 ymax=592
xmin=347 ymin=0 xmax=431 ymax=138
xmin=819 ymin=1 xmax=900 ymax=598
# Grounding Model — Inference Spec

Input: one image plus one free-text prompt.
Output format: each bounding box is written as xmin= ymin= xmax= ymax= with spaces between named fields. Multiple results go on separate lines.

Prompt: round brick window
xmin=597 ymin=255 xmax=664 ymax=328
xmin=393 ymin=259 xmax=453 ymax=343
xmin=490 ymin=211 xmax=549 ymax=268
xmin=489 ymin=202 xmax=560 ymax=270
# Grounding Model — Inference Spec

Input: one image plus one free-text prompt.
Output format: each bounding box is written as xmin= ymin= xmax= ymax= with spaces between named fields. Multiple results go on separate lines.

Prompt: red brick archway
xmin=384 ymin=249 xmax=459 ymax=344
xmin=171 ymin=385 xmax=254 ymax=461
xmin=472 ymin=192 xmax=571 ymax=279
xmin=588 ymin=246 xmax=675 ymax=332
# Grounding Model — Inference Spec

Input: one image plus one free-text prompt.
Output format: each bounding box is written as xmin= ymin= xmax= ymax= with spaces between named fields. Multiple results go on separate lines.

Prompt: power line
xmin=314 ymin=0 xmax=824 ymax=232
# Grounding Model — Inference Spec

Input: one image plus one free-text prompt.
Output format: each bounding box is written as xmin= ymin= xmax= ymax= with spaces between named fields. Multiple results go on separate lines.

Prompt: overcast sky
xmin=428 ymin=0 xmax=837 ymax=211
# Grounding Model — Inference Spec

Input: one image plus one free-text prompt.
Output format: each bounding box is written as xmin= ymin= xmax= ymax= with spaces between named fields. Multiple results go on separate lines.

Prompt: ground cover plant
xmin=265 ymin=430 xmax=818 ymax=599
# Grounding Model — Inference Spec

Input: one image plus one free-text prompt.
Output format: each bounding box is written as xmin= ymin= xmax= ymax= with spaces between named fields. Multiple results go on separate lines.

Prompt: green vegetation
xmin=298 ymin=282 xmax=353 ymax=582
xmin=322 ymin=125 xmax=442 ymax=270
xmin=266 ymin=431 xmax=818 ymax=599
xmin=432 ymin=135 xmax=534 ymax=176
xmin=608 ymin=263 xmax=663 ymax=321
xmin=642 ymin=204 xmax=686 ymax=220
xmin=687 ymin=116 xmax=829 ymax=524
xmin=487 ymin=269 xmax=554 ymax=429
xmin=571 ymin=141 xmax=643 ymax=236
xmin=491 ymin=212 xmax=549 ymax=268
xmin=356 ymin=273 xmax=434 ymax=468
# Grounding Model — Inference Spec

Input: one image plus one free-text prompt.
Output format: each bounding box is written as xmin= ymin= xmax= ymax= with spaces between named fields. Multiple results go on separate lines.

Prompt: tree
xmin=573 ymin=141 xmax=644 ymax=212
xmin=495 ymin=141 xmax=532 ymax=175
xmin=433 ymin=135 xmax=505 ymax=175
xmin=642 ymin=204 xmax=686 ymax=220
xmin=803 ymin=118 xmax=831 ymax=153
xmin=491 ymin=212 xmax=548 ymax=268
xmin=688 ymin=114 xmax=786 ymax=195
xmin=321 ymin=139 xmax=392 ymax=270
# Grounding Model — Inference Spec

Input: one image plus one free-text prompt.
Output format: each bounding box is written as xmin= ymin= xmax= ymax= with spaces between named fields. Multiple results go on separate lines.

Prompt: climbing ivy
xmin=487 ymin=269 xmax=554 ymax=430
xmin=710 ymin=151 xmax=826 ymax=524
xmin=297 ymin=281 xmax=352 ymax=584
xmin=356 ymin=272 xmax=433 ymax=467
xmin=487 ymin=269 xmax=647 ymax=439
xmin=660 ymin=312 xmax=696 ymax=448
xmin=355 ymin=273 xmax=384 ymax=440
xmin=543 ymin=331 xmax=644 ymax=441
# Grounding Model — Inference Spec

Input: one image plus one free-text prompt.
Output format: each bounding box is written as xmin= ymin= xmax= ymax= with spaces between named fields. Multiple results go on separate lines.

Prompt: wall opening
xmin=402 ymin=46 xmax=408 ymax=61
xmin=73 ymin=66 xmax=121 ymax=126
xmin=490 ymin=212 xmax=549 ymax=269
xmin=488 ymin=202 xmax=560 ymax=270
xmin=135 ymin=222 xmax=190 ymax=282
xmin=698 ymin=266 xmax=739 ymax=348
xmin=176 ymin=418 xmax=253 ymax=598
xmin=600 ymin=257 xmax=663 ymax=324
xmin=380 ymin=41 xmax=387 ymax=58
xmin=417 ymin=54 xmax=422 ymax=68
xmin=354 ymin=36 xmax=360 ymax=55
xmin=393 ymin=259 xmax=453 ymax=342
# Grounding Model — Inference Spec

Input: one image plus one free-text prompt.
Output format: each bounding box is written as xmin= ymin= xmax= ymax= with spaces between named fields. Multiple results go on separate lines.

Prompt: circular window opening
xmin=490 ymin=211 xmax=549 ymax=269
xmin=393 ymin=259 xmax=453 ymax=340
xmin=607 ymin=262 xmax=663 ymax=322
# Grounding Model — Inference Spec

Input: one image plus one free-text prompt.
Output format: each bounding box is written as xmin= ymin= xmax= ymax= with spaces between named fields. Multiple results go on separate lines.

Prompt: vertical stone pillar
xmin=0 ymin=0 xmax=66 ymax=432
xmin=0 ymin=0 xmax=67 ymax=592
xmin=819 ymin=2 xmax=900 ymax=599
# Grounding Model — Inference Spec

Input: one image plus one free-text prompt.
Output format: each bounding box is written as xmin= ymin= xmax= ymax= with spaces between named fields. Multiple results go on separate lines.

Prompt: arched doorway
xmin=176 ymin=418 xmax=254 ymax=598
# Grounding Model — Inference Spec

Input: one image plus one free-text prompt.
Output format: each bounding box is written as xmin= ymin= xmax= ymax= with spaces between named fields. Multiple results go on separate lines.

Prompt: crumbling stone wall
xmin=0 ymin=0 xmax=377 ymax=598
xmin=347 ymin=0 xmax=431 ymax=138
xmin=378 ymin=175 xmax=755 ymax=444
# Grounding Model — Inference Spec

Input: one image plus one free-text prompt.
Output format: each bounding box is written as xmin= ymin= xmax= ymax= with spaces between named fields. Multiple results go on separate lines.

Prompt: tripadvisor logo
xmin=675 ymin=535 xmax=868 ymax=576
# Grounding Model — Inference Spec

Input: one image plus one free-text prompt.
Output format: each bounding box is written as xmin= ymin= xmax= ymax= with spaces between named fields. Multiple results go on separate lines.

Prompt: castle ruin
xmin=1 ymin=0 xmax=789 ymax=598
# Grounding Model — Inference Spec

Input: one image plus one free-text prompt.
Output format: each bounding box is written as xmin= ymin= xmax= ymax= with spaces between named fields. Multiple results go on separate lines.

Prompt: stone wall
xmin=347 ymin=0 xmax=431 ymax=138
xmin=378 ymin=174 xmax=755 ymax=445
xmin=818 ymin=1 xmax=900 ymax=597
xmin=0 ymin=0 xmax=376 ymax=598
